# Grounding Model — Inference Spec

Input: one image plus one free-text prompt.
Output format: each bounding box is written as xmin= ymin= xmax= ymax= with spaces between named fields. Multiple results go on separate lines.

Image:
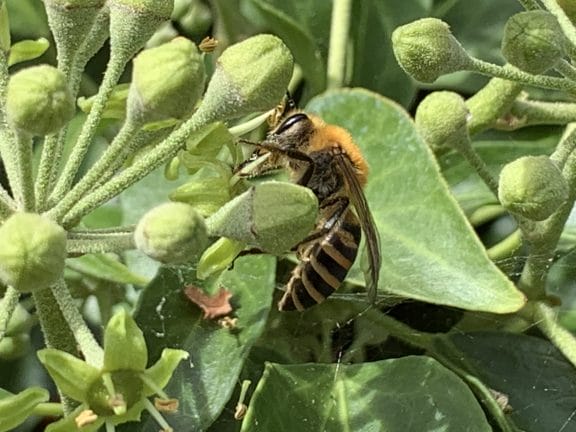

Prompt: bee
xmin=238 ymin=110 xmax=381 ymax=311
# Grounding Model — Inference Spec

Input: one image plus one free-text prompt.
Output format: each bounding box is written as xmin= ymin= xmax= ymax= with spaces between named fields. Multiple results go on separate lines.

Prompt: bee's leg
xmin=291 ymin=197 xmax=350 ymax=250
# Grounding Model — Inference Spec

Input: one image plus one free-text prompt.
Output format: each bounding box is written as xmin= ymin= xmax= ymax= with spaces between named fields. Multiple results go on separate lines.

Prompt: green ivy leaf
xmin=127 ymin=254 xmax=276 ymax=431
xmin=7 ymin=37 xmax=49 ymax=66
xmin=242 ymin=0 xmax=329 ymax=97
xmin=307 ymin=88 xmax=525 ymax=313
xmin=241 ymin=356 xmax=491 ymax=431
xmin=0 ymin=387 xmax=49 ymax=432
xmin=451 ymin=332 xmax=576 ymax=432
xmin=66 ymin=254 xmax=150 ymax=286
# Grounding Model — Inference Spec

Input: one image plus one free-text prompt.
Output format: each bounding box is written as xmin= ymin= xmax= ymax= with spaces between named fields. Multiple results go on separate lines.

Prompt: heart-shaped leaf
xmin=241 ymin=356 xmax=491 ymax=431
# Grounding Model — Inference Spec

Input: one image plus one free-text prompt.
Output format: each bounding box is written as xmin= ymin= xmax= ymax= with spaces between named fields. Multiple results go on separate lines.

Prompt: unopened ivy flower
xmin=37 ymin=310 xmax=188 ymax=431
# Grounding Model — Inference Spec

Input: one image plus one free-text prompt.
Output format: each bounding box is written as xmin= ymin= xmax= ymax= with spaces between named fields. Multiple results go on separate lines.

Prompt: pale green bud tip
xmin=0 ymin=213 xmax=66 ymax=292
xmin=197 ymin=34 xmax=294 ymax=123
xmin=501 ymin=11 xmax=566 ymax=74
xmin=128 ymin=37 xmax=206 ymax=124
xmin=415 ymin=91 xmax=469 ymax=151
xmin=108 ymin=0 xmax=173 ymax=19
xmin=134 ymin=202 xmax=209 ymax=263
xmin=392 ymin=18 xmax=471 ymax=83
xmin=498 ymin=156 xmax=568 ymax=221
xmin=6 ymin=65 xmax=75 ymax=136
xmin=207 ymin=181 xmax=318 ymax=255
xmin=103 ymin=309 xmax=148 ymax=372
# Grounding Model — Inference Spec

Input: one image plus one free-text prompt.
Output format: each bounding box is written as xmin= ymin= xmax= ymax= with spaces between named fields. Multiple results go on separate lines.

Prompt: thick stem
xmin=67 ymin=232 xmax=136 ymax=255
xmin=0 ymin=286 xmax=20 ymax=342
xmin=469 ymin=58 xmax=576 ymax=94
xmin=550 ymin=123 xmax=576 ymax=168
xmin=32 ymin=286 xmax=78 ymax=413
xmin=533 ymin=301 xmax=576 ymax=368
xmin=502 ymin=100 xmax=576 ymax=131
xmin=465 ymin=78 xmax=523 ymax=135
xmin=57 ymin=111 xmax=209 ymax=228
xmin=49 ymin=119 xmax=140 ymax=222
xmin=455 ymin=138 xmax=499 ymax=197
xmin=487 ymin=229 xmax=522 ymax=261
xmin=326 ymin=0 xmax=352 ymax=89
xmin=50 ymin=279 xmax=104 ymax=368
xmin=48 ymin=50 xmax=129 ymax=206
xmin=13 ymin=132 xmax=35 ymax=211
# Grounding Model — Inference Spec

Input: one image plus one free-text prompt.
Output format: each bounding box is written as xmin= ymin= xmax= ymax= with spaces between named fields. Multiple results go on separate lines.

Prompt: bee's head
xmin=265 ymin=112 xmax=315 ymax=150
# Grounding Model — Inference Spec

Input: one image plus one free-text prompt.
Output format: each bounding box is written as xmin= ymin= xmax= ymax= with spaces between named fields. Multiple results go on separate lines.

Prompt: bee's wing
xmin=335 ymin=154 xmax=381 ymax=303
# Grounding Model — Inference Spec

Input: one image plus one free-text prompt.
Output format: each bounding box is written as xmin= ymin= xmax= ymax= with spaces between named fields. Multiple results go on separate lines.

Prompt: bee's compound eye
xmin=275 ymin=113 xmax=309 ymax=135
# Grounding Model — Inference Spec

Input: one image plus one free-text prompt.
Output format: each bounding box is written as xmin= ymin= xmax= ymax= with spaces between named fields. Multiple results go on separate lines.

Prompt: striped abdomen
xmin=278 ymin=211 xmax=361 ymax=311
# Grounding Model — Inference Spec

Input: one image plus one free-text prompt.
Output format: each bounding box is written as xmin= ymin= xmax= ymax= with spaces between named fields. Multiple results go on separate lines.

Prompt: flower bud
xmin=498 ymin=156 xmax=568 ymax=221
xmin=415 ymin=91 xmax=469 ymax=151
xmin=392 ymin=18 xmax=472 ymax=83
xmin=6 ymin=65 xmax=75 ymax=136
xmin=134 ymin=202 xmax=209 ymax=263
xmin=43 ymin=0 xmax=105 ymax=66
xmin=103 ymin=309 xmax=147 ymax=372
xmin=87 ymin=370 xmax=144 ymax=416
xmin=127 ymin=37 xmax=205 ymax=125
xmin=170 ymin=177 xmax=231 ymax=217
xmin=0 ymin=333 xmax=30 ymax=360
xmin=108 ymin=0 xmax=173 ymax=65
xmin=194 ymin=34 xmax=293 ymax=124
xmin=0 ymin=213 xmax=67 ymax=292
xmin=206 ymin=181 xmax=318 ymax=254
xmin=501 ymin=11 xmax=566 ymax=74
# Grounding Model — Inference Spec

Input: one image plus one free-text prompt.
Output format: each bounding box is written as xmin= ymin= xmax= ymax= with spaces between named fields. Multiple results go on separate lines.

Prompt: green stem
xmin=502 ymin=100 xmax=576 ymax=130
xmin=469 ymin=58 xmax=576 ymax=94
xmin=35 ymin=134 xmax=61 ymax=210
xmin=517 ymin=0 xmax=541 ymax=10
xmin=50 ymin=279 xmax=104 ymax=368
xmin=32 ymin=286 xmax=78 ymax=413
xmin=48 ymin=50 xmax=129 ymax=206
xmin=13 ymin=132 xmax=35 ymax=211
xmin=541 ymin=0 xmax=576 ymax=54
xmin=57 ymin=110 xmax=210 ymax=228
xmin=550 ymin=123 xmax=576 ymax=168
xmin=456 ymin=138 xmax=499 ymax=197
xmin=49 ymin=119 xmax=140 ymax=223
xmin=555 ymin=59 xmax=576 ymax=81
xmin=327 ymin=0 xmax=352 ymax=89
xmin=466 ymin=78 xmax=523 ymax=135
xmin=32 ymin=402 xmax=64 ymax=418
xmin=0 ymin=51 xmax=23 ymax=203
xmin=468 ymin=204 xmax=505 ymax=226
xmin=487 ymin=229 xmax=522 ymax=261
xmin=0 ymin=185 xmax=15 ymax=218
xmin=67 ymin=232 xmax=135 ymax=255
xmin=0 ymin=286 xmax=20 ymax=342
xmin=533 ymin=301 xmax=576 ymax=368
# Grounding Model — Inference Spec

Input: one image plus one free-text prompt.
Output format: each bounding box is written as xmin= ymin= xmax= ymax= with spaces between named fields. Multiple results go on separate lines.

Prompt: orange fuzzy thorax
xmin=307 ymin=115 xmax=369 ymax=187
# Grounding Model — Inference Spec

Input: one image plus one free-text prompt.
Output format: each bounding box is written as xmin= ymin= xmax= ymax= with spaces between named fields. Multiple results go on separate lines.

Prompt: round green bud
xmin=6 ymin=65 xmax=75 ymax=136
xmin=415 ymin=91 xmax=469 ymax=151
xmin=194 ymin=34 xmax=293 ymax=124
xmin=134 ymin=202 xmax=209 ymax=263
xmin=127 ymin=37 xmax=206 ymax=125
xmin=498 ymin=156 xmax=568 ymax=221
xmin=392 ymin=18 xmax=472 ymax=83
xmin=501 ymin=11 xmax=566 ymax=74
xmin=108 ymin=0 xmax=174 ymax=61
xmin=206 ymin=181 xmax=318 ymax=255
xmin=87 ymin=369 xmax=143 ymax=416
xmin=0 ymin=333 xmax=30 ymax=360
xmin=0 ymin=213 xmax=67 ymax=292
xmin=43 ymin=0 xmax=105 ymax=65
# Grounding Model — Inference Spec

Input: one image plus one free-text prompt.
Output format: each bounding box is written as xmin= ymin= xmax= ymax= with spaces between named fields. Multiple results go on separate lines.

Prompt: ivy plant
xmin=1 ymin=0 xmax=576 ymax=431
